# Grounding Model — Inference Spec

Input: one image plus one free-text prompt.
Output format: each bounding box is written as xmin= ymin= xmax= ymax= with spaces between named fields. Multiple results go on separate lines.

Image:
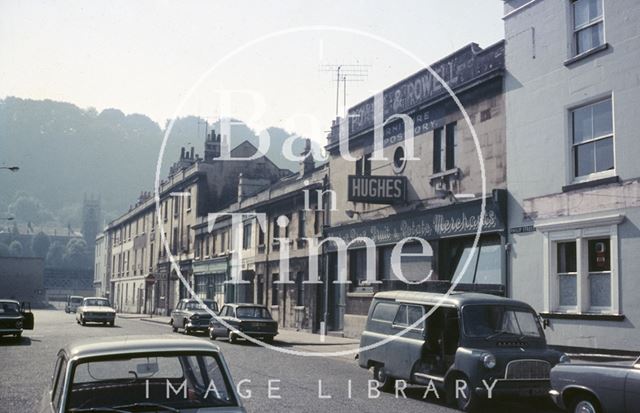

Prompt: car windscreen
xmin=236 ymin=306 xmax=271 ymax=319
xmin=67 ymin=353 xmax=236 ymax=411
xmin=0 ymin=302 xmax=20 ymax=314
xmin=83 ymin=299 xmax=110 ymax=307
xmin=185 ymin=301 xmax=217 ymax=311
xmin=462 ymin=305 xmax=542 ymax=339
xmin=70 ymin=297 xmax=83 ymax=304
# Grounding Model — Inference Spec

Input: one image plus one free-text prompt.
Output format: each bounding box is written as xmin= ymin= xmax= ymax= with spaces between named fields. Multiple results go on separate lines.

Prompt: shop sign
xmin=347 ymin=175 xmax=407 ymax=204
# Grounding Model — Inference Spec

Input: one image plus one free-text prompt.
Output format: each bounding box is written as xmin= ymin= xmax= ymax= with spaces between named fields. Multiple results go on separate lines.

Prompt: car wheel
xmin=209 ymin=329 xmax=216 ymax=340
xmin=109 ymin=320 xmax=115 ymax=327
xmin=14 ymin=332 xmax=22 ymax=338
xmin=449 ymin=375 xmax=481 ymax=412
xmin=372 ymin=365 xmax=395 ymax=392
xmin=170 ymin=319 xmax=178 ymax=333
xmin=81 ymin=316 xmax=86 ymax=326
xmin=228 ymin=330 xmax=237 ymax=344
xmin=263 ymin=336 xmax=274 ymax=344
xmin=570 ymin=394 xmax=601 ymax=413
xmin=183 ymin=319 xmax=190 ymax=335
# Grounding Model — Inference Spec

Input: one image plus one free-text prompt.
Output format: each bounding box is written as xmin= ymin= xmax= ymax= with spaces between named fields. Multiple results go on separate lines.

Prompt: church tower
xmin=204 ymin=129 xmax=221 ymax=162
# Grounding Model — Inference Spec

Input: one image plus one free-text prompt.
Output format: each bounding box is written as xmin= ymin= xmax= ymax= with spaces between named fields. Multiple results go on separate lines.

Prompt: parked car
xmin=549 ymin=355 xmax=640 ymax=413
xmin=75 ymin=297 xmax=116 ymax=326
xmin=170 ymin=299 xmax=219 ymax=334
xmin=37 ymin=335 xmax=245 ymax=413
xmin=358 ymin=291 xmax=569 ymax=412
xmin=64 ymin=295 xmax=83 ymax=313
xmin=0 ymin=299 xmax=34 ymax=338
xmin=209 ymin=303 xmax=278 ymax=344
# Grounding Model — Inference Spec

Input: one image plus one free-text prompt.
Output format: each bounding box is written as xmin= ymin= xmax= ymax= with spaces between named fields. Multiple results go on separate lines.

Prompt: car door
xmin=21 ymin=302 xmax=34 ymax=330
xmin=625 ymin=360 xmax=640 ymax=412
xmin=211 ymin=306 xmax=229 ymax=336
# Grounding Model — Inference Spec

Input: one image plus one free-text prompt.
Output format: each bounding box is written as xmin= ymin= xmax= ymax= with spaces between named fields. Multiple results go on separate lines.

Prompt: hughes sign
xmin=348 ymin=175 xmax=407 ymax=204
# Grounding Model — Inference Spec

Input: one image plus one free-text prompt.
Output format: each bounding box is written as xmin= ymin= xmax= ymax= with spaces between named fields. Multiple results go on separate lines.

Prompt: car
xmin=65 ymin=296 xmax=83 ymax=313
xmin=75 ymin=297 xmax=116 ymax=326
xmin=209 ymin=303 xmax=278 ymax=344
xmin=37 ymin=335 xmax=246 ymax=413
xmin=170 ymin=298 xmax=219 ymax=334
xmin=0 ymin=299 xmax=34 ymax=338
xmin=549 ymin=355 xmax=640 ymax=413
xmin=358 ymin=291 xmax=569 ymax=412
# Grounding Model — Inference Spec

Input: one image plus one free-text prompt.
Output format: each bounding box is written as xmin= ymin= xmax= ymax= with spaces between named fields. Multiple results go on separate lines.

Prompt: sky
xmin=0 ymin=0 xmax=504 ymax=144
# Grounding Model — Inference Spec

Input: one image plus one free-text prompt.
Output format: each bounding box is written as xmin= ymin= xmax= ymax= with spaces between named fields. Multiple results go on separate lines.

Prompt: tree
xmin=63 ymin=238 xmax=90 ymax=269
xmin=46 ymin=241 xmax=65 ymax=267
xmin=0 ymin=242 xmax=9 ymax=257
xmin=8 ymin=240 xmax=23 ymax=257
xmin=31 ymin=231 xmax=51 ymax=258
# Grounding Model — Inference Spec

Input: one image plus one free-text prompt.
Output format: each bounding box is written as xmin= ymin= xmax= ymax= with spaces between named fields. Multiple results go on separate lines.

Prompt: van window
xmin=371 ymin=302 xmax=398 ymax=323
xmin=393 ymin=304 xmax=425 ymax=329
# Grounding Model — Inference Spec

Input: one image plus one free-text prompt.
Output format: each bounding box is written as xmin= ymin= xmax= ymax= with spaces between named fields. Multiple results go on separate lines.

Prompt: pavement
xmin=0 ymin=309 xmax=562 ymax=413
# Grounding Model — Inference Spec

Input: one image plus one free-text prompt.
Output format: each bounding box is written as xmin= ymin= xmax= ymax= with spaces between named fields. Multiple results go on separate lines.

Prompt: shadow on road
xmin=0 ymin=336 xmax=37 ymax=346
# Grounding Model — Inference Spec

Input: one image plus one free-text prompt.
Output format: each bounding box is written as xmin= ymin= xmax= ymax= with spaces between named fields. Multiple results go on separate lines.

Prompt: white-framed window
xmin=572 ymin=0 xmax=605 ymax=56
xmin=541 ymin=215 xmax=622 ymax=315
xmin=571 ymin=97 xmax=614 ymax=180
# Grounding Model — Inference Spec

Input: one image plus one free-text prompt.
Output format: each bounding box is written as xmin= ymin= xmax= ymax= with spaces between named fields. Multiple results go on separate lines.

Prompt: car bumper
xmin=475 ymin=380 xmax=550 ymax=399
xmin=83 ymin=314 xmax=116 ymax=322
xmin=0 ymin=328 xmax=22 ymax=335
xmin=186 ymin=322 xmax=211 ymax=331
xmin=548 ymin=389 xmax=564 ymax=408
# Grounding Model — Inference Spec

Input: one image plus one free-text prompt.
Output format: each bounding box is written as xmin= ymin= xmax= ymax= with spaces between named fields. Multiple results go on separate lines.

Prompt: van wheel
xmin=373 ymin=365 xmax=395 ymax=392
xmin=448 ymin=374 xmax=480 ymax=412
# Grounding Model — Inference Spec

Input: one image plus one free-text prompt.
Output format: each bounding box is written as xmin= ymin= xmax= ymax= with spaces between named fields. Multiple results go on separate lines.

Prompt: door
xmin=386 ymin=304 xmax=426 ymax=380
xmin=21 ymin=302 xmax=34 ymax=330
xmin=626 ymin=363 xmax=640 ymax=412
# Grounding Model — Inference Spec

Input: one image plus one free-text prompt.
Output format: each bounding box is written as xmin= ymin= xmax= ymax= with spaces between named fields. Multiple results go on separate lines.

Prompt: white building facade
xmin=505 ymin=0 xmax=640 ymax=353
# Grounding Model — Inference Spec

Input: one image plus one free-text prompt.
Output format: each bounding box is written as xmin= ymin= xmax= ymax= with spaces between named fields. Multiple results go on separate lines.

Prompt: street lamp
xmin=0 ymin=166 xmax=19 ymax=172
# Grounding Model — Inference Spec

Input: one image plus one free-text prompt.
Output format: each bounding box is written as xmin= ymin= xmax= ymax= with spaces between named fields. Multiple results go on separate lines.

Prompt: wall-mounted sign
xmin=348 ymin=175 xmax=407 ymax=204
xmin=509 ymin=225 xmax=535 ymax=234
xmin=347 ymin=41 xmax=505 ymax=137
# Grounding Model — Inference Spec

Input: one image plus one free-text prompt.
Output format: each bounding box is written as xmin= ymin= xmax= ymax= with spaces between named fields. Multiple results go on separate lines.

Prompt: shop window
xmin=349 ymin=249 xmax=369 ymax=291
xmin=572 ymin=98 xmax=614 ymax=179
xmin=450 ymin=237 xmax=502 ymax=285
xmin=572 ymin=0 xmax=604 ymax=56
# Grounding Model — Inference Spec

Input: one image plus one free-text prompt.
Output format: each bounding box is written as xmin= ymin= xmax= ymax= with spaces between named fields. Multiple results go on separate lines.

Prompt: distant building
xmin=0 ymin=257 xmax=46 ymax=306
xmin=93 ymin=232 xmax=108 ymax=297
xmin=504 ymin=0 xmax=640 ymax=352
xmin=103 ymin=129 xmax=291 ymax=315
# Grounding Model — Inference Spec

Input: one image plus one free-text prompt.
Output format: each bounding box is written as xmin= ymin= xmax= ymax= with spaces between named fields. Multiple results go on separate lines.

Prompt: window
xmin=371 ymin=302 xmax=399 ymax=323
xmin=433 ymin=122 xmax=456 ymax=173
xmin=295 ymin=272 xmax=305 ymax=305
xmin=273 ymin=218 xmax=280 ymax=239
xmin=205 ymin=236 xmax=210 ymax=257
xmin=392 ymin=146 xmax=406 ymax=173
xmin=258 ymin=225 xmax=265 ymax=245
xmin=355 ymin=154 xmax=372 ymax=176
xmin=52 ymin=357 xmax=68 ymax=409
xmin=242 ymin=222 xmax=252 ymax=250
xmin=545 ymin=222 xmax=619 ymax=314
xmin=314 ymin=209 xmax=322 ymax=235
xmin=393 ymin=304 xmax=425 ymax=329
xmin=187 ymin=187 xmax=192 ymax=210
xmin=271 ymin=274 xmax=279 ymax=306
xmin=572 ymin=98 xmax=614 ymax=178
xmin=211 ymin=234 xmax=216 ymax=254
xmin=572 ymin=0 xmax=604 ymax=56
xmin=297 ymin=211 xmax=305 ymax=238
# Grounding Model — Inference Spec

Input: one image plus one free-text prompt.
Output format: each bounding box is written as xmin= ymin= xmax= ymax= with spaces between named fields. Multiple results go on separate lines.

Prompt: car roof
xmin=373 ymin=291 xmax=533 ymax=308
xmin=225 ymin=303 xmax=268 ymax=308
xmin=63 ymin=335 xmax=221 ymax=360
xmin=182 ymin=298 xmax=214 ymax=302
xmin=82 ymin=297 xmax=108 ymax=300
xmin=0 ymin=299 xmax=20 ymax=305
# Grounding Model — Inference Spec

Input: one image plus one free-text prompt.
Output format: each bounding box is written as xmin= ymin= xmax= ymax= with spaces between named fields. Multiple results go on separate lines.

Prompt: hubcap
xmin=575 ymin=401 xmax=596 ymax=413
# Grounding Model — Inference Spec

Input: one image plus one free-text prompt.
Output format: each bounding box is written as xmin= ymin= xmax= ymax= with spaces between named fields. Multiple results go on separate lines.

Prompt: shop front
xmin=192 ymin=257 xmax=228 ymax=309
xmin=324 ymin=189 xmax=508 ymax=338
